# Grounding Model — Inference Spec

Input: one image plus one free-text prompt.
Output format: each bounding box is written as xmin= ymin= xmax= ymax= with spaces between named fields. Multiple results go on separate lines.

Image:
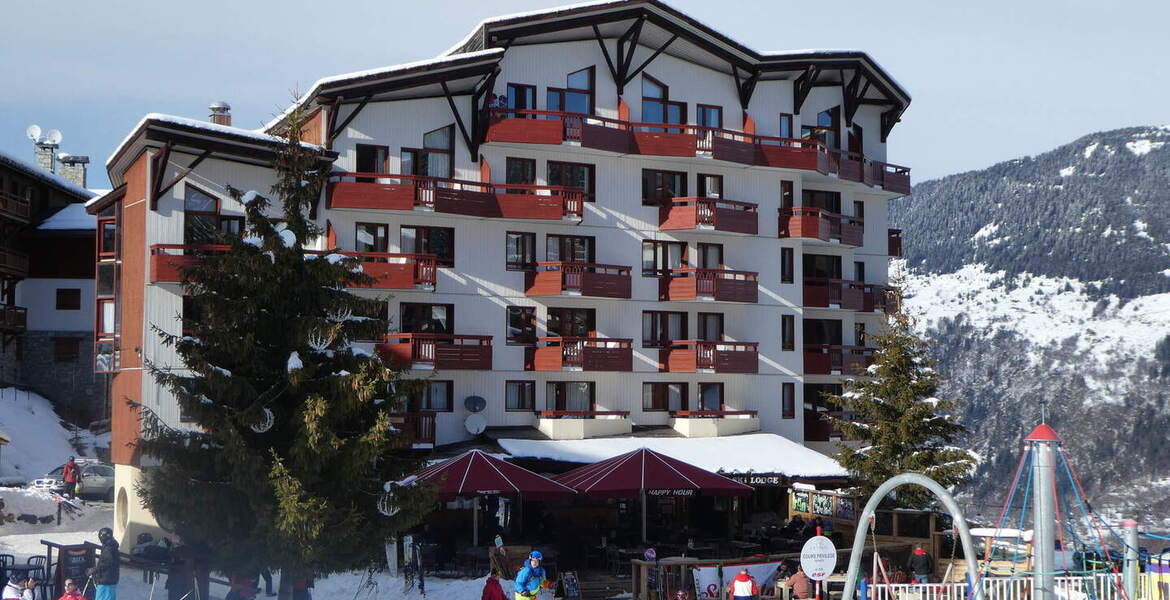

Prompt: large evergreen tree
xmin=136 ymin=107 xmax=430 ymax=596
xmin=824 ymin=289 xmax=977 ymax=508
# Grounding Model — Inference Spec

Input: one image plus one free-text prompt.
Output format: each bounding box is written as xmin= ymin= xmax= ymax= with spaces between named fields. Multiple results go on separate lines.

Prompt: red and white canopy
xmin=405 ymin=449 xmax=577 ymax=501
xmin=553 ymin=447 xmax=753 ymax=499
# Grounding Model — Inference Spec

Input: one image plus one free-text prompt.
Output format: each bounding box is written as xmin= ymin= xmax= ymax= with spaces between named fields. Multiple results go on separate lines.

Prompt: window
xmin=641 ymin=75 xmax=686 ymax=133
xmin=401 ymin=226 xmax=454 ymax=267
xmin=506 ymin=306 xmax=536 ymax=345
xmin=400 ymin=303 xmax=453 ymax=334
xmin=53 ymin=338 xmax=81 ymax=363
xmin=781 ymin=181 xmax=794 ymax=209
xmin=506 ymin=157 xmax=536 ymax=191
xmin=697 ymin=174 xmax=723 ymax=199
xmin=184 ymin=185 xmax=220 ymax=246
xmin=546 ymin=234 xmax=594 ymax=263
xmin=401 ymin=125 xmax=454 ymax=179
xmin=219 ymin=216 xmax=244 ymax=237
xmin=181 ymin=297 xmax=202 ymax=336
xmin=804 ymin=319 xmax=843 ymax=346
xmin=855 ymin=323 xmax=867 ymax=346
xmin=698 ymin=382 xmax=724 ymax=411
xmin=782 ymin=315 xmax=795 ymax=351
xmin=697 ymin=313 xmax=723 ymax=341
xmin=803 ymin=189 xmax=842 ymax=213
xmin=641 ymin=240 xmax=686 ymax=277
xmin=781 ymin=248 xmax=794 ymax=283
xmin=697 ymin=104 xmax=723 ymax=129
xmin=55 ymin=288 xmax=81 ymax=310
xmin=848 ymin=124 xmax=864 ymax=155
xmin=804 ymin=254 xmax=842 ymax=279
xmin=643 ymin=382 xmax=687 ymax=412
xmin=547 ymin=161 xmax=595 ymax=202
xmin=855 ymin=261 xmax=866 ymax=283
xmin=697 ymin=243 xmax=722 ymax=269
xmin=779 ymin=113 xmax=794 ymax=139
xmin=547 ymin=67 xmax=595 ymax=115
xmin=641 ymin=169 xmax=687 ymax=206
xmin=99 ymin=220 xmax=117 ymax=257
xmin=355 ymin=222 xmax=389 ymax=253
xmin=853 ymin=200 xmax=865 ymax=220
xmin=506 ymin=83 xmax=537 ymax=115
xmin=547 ymin=307 xmax=595 ymax=338
xmin=409 ymin=380 xmax=453 ymax=412
xmin=642 ymin=311 xmax=687 ymax=348
xmin=506 ymin=232 xmax=536 ymax=271
xmin=782 ymin=383 xmax=796 ymax=419
xmin=506 ymin=381 xmax=536 ymax=411
xmin=355 ymin=144 xmax=389 ymax=179
xmin=547 ymin=381 xmax=594 ymax=412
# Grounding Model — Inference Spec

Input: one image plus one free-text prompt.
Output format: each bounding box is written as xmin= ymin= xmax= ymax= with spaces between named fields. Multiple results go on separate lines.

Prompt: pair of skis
xmin=402 ymin=543 xmax=425 ymax=596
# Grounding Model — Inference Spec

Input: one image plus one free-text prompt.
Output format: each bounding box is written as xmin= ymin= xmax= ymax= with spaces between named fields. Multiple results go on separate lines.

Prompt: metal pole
xmin=1032 ymin=440 xmax=1056 ymax=600
xmin=1122 ymin=519 xmax=1139 ymax=599
xmin=641 ymin=491 xmax=648 ymax=543
xmin=473 ymin=497 xmax=480 ymax=547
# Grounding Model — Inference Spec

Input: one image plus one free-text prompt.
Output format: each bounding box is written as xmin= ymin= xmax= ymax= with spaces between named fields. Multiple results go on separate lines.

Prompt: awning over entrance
xmin=553 ymin=448 xmax=753 ymax=499
xmin=403 ymin=448 xmax=577 ymax=500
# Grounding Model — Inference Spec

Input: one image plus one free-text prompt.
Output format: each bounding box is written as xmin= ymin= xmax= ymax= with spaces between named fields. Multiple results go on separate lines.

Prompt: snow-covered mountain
xmin=891 ymin=126 xmax=1170 ymax=530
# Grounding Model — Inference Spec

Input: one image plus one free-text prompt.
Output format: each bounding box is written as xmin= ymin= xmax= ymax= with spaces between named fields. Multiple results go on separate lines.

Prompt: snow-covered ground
xmin=0 ymin=387 xmax=101 ymax=485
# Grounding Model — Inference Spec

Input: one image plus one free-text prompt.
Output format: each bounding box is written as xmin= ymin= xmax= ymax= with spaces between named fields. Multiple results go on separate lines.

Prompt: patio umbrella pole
xmin=641 ymin=490 xmax=647 ymax=543
xmin=473 ymin=496 xmax=480 ymax=547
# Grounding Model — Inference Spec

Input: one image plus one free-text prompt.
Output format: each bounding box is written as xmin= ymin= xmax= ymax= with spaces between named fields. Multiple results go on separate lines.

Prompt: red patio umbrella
xmin=553 ymin=448 xmax=753 ymax=541
xmin=403 ymin=449 xmax=576 ymax=545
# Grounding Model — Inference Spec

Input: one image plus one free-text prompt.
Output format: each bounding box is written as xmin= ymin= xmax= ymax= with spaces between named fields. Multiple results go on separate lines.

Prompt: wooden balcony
xmin=659 ymin=268 xmax=758 ymax=303
xmin=484 ymin=110 xmax=910 ymax=191
xmin=526 ymin=337 xmax=633 ymax=372
xmin=779 ymin=207 xmax=864 ymax=246
xmin=376 ymin=333 xmax=493 ymax=370
xmin=525 ymin=262 xmax=631 ymax=299
xmin=149 ymin=244 xmax=230 ymax=283
xmin=803 ymin=278 xmax=866 ymax=311
xmin=0 ymin=247 xmax=30 ymax=278
xmin=804 ymin=344 xmax=875 ymax=375
xmin=659 ymin=197 xmax=758 ymax=235
xmin=660 ymin=340 xmax=758 ymax=374
xmin=388 ymin=412 xmax=436 ymax=448
xmin=328 ymin=173 xmax=584 ymax=221
xmin=888 ymin=228 xmax=903 ymax=257
xmin=863 ymin=284 xmax=897 ymax=314
xmin=0 ymin=191 xmax=32 ymax=224
xmin=1 ymin=305 xmax=28 ymax=334
xmin=343 ymin=252 xmax=437 ymax=290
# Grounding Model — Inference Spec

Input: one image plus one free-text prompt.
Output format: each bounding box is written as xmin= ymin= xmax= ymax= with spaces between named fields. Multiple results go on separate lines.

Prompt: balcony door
xmin=400 ymin=303 xmax=454 ymax=335
xmin=546 ymin=234 xmax=594 ymax=263
xmin=548 ymin=381 xmax=594 ymax=412
xmin=698 ymin=382 xmax=724 ymax=412
xmin=355 ymin=144 xmax=389 ymax=179
xmin=803 ymin=254 xmax=842 ymax=279
xmin=802 ymin=189 xmax=842 ymax=214
xmin=697 ymin=313 xmax=723 ymax=342
xmin=641 ymin=169 xmax=687 ymax=206
xmin=547 ymin=307 xmax=595 ymax=338
xmin=401 ymin=125 xmax=454 ymax=179
xmin=642 ymin=240 xmax=686 ymax=277
xmin=697 ymin=243 xmax=723 ymax=269
xmin=804 ymin=319 xmax=843 ymax=346
xmin=641 ymin=75 xmax=686 ymax=133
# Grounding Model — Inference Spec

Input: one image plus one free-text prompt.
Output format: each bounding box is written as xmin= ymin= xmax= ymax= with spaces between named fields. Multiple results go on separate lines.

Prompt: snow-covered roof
xmin=441 ymin=0 xmax=626 ymax=56
xmin=37 ymin=203 xmax=96 ymax=230
xmin=0 ymin=149 xmax=96 ymax=200
xmin=107 ymin=112 xmax=325 ymax=169
xmin=498 ymin=433 xmax=847 ymax=478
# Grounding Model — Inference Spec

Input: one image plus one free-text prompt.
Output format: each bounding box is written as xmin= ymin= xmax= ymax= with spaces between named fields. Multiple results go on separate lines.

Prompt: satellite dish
xmin=26 ymin=125 xmax=41 ymax=141
xmin=44 ymin=129 xmax=62 ymax=145
xmin=464 ymin=395 xmax=487 ymax=413
xmin=377 ymin=484 xmax=401 ymax=517
xmin=465 ymin=413 xmax=487 ymax=435
xmin=250 ymin=407 xmax=275 ymax=433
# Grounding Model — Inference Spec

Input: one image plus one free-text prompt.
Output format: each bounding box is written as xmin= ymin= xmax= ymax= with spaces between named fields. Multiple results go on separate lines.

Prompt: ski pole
xmin=148 ymin=577 xmax=157 ymax=600
xmin=82 ymin=576 xmax=95 ymax=597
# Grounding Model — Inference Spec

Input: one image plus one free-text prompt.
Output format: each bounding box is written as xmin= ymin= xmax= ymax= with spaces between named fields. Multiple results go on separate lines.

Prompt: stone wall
xmin=0 ymin=330 xmax=107 ymax=424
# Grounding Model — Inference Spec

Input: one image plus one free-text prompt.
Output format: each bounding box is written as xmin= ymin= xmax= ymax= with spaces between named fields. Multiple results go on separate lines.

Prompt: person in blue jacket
xmin=514 ymin=551 xmax=546 ymax=600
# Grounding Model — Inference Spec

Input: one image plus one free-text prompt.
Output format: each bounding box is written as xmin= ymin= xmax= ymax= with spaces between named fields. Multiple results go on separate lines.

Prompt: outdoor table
xmin=729 ymin=540 xmax=762 ymax=555
xmin=5 ymin=564 xmax=45 ymax=581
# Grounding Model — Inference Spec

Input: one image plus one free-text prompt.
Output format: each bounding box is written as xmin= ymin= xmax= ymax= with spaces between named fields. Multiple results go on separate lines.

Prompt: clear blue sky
xmin=2 ymin=0 xmax=1166 ymax=190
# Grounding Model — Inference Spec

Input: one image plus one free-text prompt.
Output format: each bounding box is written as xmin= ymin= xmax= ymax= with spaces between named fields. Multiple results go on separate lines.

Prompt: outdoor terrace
xmin=0 ymin=247 xmax=30 ymax=279
xmin=659 ymin=340 xmax=758 ymax=374
xmin=658 ymin=268 xmax=758 ymax=303
xmin=803 ymin=277 xmax=866 ymax=311
xmin=1 ymin=305 xmax=27 ymax=334
xmin=526 ymin=337 xmax=633 ymax=372
xmin=376 ymin=333 xmax=492 ymax=370
xmin=525 ymin=261 xmax=632 ymax=299
xmin=804 ymin=344 xmax=875 ymax=375
xmin=328 ymin=173 xmax=584 ymax=221
xmin=658 ymin=197 xmax=758 ymax=235
xmin=779 ymin=207 xmax=864 ymax=246
xmin=0 ymin=191 xmax=31 ymax=223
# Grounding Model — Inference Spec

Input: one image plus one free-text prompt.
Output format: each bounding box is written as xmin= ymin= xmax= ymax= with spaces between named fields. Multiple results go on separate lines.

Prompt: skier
xmin=481 ymin=569 xmax=507 ymax=600
xmin=907 ymin=544 xmax=934 ymax=584
xmin=726 ymin=569 xmax=759 ymax=600
xmin=513 ymin=551 xmax=546 ymax=600
xmin=62 ymin=456 xmax=82 ymax=498
xmin=88 ymin=527 xmax=120 ymax=600
xmin=57 ymin=579 xmax=85 ymax=600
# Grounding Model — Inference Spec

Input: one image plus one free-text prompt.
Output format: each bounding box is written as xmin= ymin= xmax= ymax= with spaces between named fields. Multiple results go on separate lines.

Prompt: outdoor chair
xmin=26 ymin=556 xmax=47 ymax=580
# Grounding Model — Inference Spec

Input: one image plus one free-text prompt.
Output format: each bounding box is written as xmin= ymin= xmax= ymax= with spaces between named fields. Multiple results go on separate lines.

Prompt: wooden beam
xmin=324 ymin=98 xmax=341 ymax=150
xmin=155 ymin=150 xmax=211 ymax=199
xmin=328 ymin=95 xmax=371 ymax=145
xmin=623 ymin=33 xmax=677 ymax=86
xmin=793 ymin=66 xmax=819 ymax=115
xmin=860 ymin=98 xmax=895 ymax=106
xmin=880 ymin=109 xmax=902 ymax=142
xmin=149 ymin=142 xmax=172 ymax=211
xmin=842 ymin=70 xmax=863 ymax=127
xmin=471 ymin=66 xmax=501 ymax=152
xmin=734 ymin=67 xmax=759 ymax=111
xmin=593 ymin=25 xmax=620 ymax=93
xmin=614 ymin=17 xmax=645 ymax=96
xmin=440 ymin=80 xmax=475 ymax=162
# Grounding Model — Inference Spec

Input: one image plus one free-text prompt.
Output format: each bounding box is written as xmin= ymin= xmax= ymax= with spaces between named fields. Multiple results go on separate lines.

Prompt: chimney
xmin=209 ymin=101 xmax=232 ymax=126
xmin=58 ymin=154 xmax=89 ymax=188
xmin=35 ymin=141 xmax=58 ymax=173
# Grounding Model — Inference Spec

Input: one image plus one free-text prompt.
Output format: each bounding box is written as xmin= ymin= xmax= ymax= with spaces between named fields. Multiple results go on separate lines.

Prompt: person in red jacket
xmin=57 ymin=579 xmax=85 ymax=600
xmin=727 ymin=569 xmax=759 ymax=600
xmin=481 ymin=569 xmax=507 ymax=600
xmin=61 ymin=456 xmax=82 ymax=498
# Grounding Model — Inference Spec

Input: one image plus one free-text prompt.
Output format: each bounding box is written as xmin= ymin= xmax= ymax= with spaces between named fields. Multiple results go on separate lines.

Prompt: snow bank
xmin=499 ymin=433 xmax=846 ymax=478
xmin=0 ymin=388 xmax=82 ymax=485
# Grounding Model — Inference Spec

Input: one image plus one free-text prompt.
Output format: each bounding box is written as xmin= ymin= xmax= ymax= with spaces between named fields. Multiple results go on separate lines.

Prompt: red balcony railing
xmin=388 ymin=412 xmax=436 ymax=446
xmin=527 ymin=337 xmax=633 ymax=372
xmin=779 ymin=207 xmax=864 ymax=246
xmin=669 ymin=410 xmax=758 ymax=418
xmin=376 ymin=333 xmax=493 ymax=370
xmin=328 ymin=173 xmax=584 ymax=221
xmin=659 ymin=268 xmax=758 ymax=303
xmin=0 ymin=305 xmax=28 ymax=333
xmin=660 ymin=340 xmax=758 ymax=374
xmin=485 ymin=109 xmax=911 ymax=192
xmin=659 ymin=197 xmax=758 ymax=235
xmin=342 ymin=252 xmax=437 ymax=290
xmin=538 ymin=410 xmax=630 ymax=419
xmin=863 ymin=284 xmax=898 ymax=314
xmin=888 ymin=228 xmax=903 ymax=257
xmin=804 ymin=344 xmax=875 ymax=375
xmin=0 ymin=191 xmax=32 ymax=223
xmin=525 ymin=261 xmax=632 ymax=299
xmin=803 ymin=278 xmax=866 ymax=311
xmin=149 ymin=244 xmax=231 ymax=283
xmin=0 ymin=247 xmax=30 ymax=279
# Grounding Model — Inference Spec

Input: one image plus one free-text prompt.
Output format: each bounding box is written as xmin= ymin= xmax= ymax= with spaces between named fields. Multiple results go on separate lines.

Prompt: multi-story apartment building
xmin=89 ymin=1 xmax=909 ymax=542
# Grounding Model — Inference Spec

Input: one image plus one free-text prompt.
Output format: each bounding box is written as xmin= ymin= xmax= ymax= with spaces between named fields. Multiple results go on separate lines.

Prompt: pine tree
xmin=136 ymin=106 xmax=432 ymax=596
xmin=824 ymin=288 xmax=977 ymax=509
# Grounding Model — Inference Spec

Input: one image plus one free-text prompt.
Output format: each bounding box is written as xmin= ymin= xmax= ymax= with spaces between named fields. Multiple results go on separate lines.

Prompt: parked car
xmin=29 ymin=459 xmax=116 ymax=501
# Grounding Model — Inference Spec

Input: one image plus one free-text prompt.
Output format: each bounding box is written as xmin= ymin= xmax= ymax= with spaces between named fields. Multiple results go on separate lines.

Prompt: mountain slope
xmin=891 ymin=126 xmax=1170 ymax=530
